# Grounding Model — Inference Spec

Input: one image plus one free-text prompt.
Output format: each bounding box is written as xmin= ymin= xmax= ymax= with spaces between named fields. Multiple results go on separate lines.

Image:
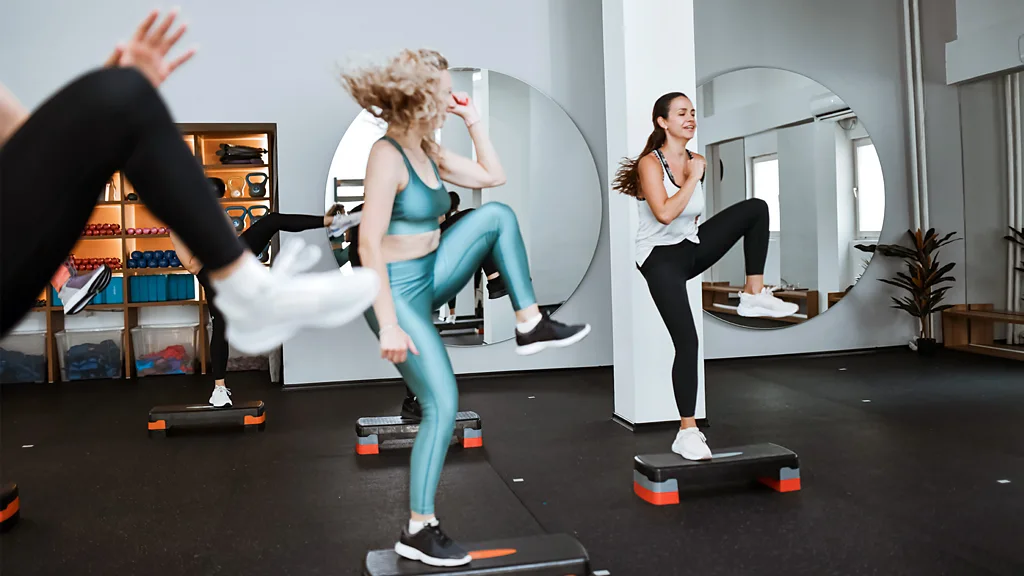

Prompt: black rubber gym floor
xmin=1 ymin=349 xmax=1022 ymax=575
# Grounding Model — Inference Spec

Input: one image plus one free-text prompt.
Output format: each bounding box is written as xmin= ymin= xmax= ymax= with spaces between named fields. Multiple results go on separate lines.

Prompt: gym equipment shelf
xmin=21 ymin=123 xmax=278 ymax=383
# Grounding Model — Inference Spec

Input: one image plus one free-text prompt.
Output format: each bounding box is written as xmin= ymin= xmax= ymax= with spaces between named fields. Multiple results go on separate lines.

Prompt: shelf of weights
xmin=43 ymin=124 xmax=277 ymax=382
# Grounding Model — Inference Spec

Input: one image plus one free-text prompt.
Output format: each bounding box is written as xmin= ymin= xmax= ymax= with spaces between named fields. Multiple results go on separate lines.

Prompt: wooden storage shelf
xmin=942 ymin=304 xmax=1024 ymax=361
xmin=24 ymin=122 xmax=278 ymax=383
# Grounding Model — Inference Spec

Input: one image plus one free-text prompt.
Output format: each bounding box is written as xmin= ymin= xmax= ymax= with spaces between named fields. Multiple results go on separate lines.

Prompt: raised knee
xmin=748 ymin=197 xmax=769 ymax=215
xmin=479 ymin=202 xmax=519 ymax=228
xmin=83 ymin=67 xmax=159 ymax=121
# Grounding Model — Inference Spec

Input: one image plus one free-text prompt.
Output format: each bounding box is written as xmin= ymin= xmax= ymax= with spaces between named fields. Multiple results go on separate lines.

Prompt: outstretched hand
xmin=104 ymin=9 xmax=196 ymax=87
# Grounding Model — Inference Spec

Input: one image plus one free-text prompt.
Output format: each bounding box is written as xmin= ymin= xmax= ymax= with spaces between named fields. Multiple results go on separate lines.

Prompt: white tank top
xmin=635 ymin=149 xmax=704 ymax=266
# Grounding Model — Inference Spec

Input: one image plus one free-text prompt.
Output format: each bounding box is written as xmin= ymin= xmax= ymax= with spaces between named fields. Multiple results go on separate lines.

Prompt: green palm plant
xmin=855 ymin=228 xmax=960 ymax=341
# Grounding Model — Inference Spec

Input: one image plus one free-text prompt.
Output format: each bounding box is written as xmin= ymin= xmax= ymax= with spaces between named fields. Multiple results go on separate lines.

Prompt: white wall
xmin=947 ymin=0 xmax=1024 ymax=83
xmin=778 ymin=123 xmax=818 ymax=289
xmin=0 ymin=0 xmax=613 ymax=383
xmin=695 ymin=0 xmax=924 ymax=356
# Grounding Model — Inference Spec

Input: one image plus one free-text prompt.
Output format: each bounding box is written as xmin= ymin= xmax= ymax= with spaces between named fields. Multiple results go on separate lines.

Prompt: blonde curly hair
xmin=341 ymin=48 xmax=449 ymax=160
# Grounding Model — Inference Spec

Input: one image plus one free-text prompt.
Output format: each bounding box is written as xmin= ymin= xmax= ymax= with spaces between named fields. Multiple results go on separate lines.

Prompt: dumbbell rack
xmin=32 ymin=123 xmax=277 ymax=383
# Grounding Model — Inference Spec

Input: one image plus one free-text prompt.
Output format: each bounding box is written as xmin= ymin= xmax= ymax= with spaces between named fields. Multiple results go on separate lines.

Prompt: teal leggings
xmin=365 ymin=202 xmax=535 ymax=515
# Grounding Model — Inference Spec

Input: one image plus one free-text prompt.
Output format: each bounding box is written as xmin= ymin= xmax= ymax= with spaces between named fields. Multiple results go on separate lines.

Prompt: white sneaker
xmin=328 ymin=212 xmax=362 ymax=238
xmin=671 ymin=428 xmax=712 ymax=461
xmin=209 ymin=385 xmax=232 ymax=407
xmin=213 ymin=239 xmax=380 ymax=355
xmin=271 ymin=237 xmax=322 ymax=275
xmin=737 ymin=287 xmax=799 ymax=318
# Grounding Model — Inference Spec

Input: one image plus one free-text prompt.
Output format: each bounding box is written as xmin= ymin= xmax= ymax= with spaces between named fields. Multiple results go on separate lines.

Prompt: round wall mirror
xmin=695 ymin=67 xmax=886 ymax=329
xmin=324 ymin=68 xmax=603 ymax=346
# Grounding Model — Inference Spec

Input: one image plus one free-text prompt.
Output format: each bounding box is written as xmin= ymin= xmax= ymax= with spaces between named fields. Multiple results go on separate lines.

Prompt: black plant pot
xmin=916 ymin=337 xmax=938 ymax=357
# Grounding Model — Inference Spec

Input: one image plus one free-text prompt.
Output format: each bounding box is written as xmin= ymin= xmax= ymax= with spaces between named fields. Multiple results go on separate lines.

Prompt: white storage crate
xmin=55 ymin=328 xmax=124 ymax=381
xmin=0 ymin=330 xmax=48 ymax=383
xmin=131 ymin=323 xmax=198 ymax=376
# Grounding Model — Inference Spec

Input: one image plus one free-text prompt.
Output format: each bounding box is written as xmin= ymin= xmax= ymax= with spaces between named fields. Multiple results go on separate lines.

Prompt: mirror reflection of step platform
xmin=1 ymin=483 xmax=20 ymax=533
xmin=148 ymin=400 xmax=266 ymax=437
xmin=356 ymin=411 xmax=483 ymax=455
xmin=633 ymin=442 xmax=801 ymax=506
xmin=363 ymin=533 xmax=590 ymax=575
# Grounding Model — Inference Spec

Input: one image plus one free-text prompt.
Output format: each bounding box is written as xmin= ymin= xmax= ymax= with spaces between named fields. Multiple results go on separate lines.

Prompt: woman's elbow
xmin=654 ymin=210 xmax=674 ymax=225
xmin=488 ymin=174 xmax=507 ymax=187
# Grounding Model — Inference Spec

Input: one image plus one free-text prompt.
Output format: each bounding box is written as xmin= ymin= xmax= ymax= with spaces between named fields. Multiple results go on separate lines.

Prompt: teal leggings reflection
xmin=365 ymin=202 xmax=535 ymax=515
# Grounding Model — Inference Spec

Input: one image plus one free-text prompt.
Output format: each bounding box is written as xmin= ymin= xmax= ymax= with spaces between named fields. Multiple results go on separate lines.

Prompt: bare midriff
xmin=382 ymin=229 xmax=441 ymax=264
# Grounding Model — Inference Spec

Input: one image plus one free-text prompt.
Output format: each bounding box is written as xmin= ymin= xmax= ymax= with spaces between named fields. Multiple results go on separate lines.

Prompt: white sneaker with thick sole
xmin=737 ymin=288 xmax=799 ymax=318
xmin=328 ymin=213 xmax=362 ymax=238
xmin=214 ymin=239 xmax=380 ymax=355
xmin=671 ymin=428 xmax=712 ymax=461
xmin=209 ymin=385 xmax=232 ymax=408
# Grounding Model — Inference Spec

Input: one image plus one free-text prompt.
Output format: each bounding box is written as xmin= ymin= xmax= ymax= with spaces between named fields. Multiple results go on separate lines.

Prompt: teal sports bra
xmin=381 ymin=136 xmax=450 ymax=236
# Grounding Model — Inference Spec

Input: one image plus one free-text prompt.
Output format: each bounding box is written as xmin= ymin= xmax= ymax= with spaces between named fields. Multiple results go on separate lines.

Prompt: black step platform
xmin=364 ymin=533 xmax=589 ymax=575
xmin=356 ymin=411 xmax=482 ymax=455
xmin=1 ymin=483 xmax=20 ymax=533
xmin=148 ymin=401 xmax=266 ymax=437
xmin=633 ymin=442 xmax=801 ymax=505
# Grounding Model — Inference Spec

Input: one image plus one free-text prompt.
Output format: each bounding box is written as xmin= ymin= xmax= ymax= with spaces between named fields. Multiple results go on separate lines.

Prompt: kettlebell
xmin=257 ymin=247 xmax=270 ymax=263
xmin=248 ymin=205 xmax=270 ymax=224
xmin=246 ymin=173 xmax=268 ymax=198
xmin=126 ymin=193 xmax=139 ymax=202
xmin=225 ymin=206 xmax=248 ymax=232
xmin=208 ymin=177 xmax=226 ymax=198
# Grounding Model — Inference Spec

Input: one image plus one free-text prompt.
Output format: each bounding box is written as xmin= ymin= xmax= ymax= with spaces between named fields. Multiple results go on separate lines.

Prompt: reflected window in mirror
xmin=751 ymin=154 xmax=781 ymax=234
xmin=854 ymin=139 xmax=884 ymax=238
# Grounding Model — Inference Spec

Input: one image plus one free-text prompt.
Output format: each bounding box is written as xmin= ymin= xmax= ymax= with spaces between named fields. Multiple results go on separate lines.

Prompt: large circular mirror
xmin=695 ymin=67 xmax=886 ymax=328
xmin=324 ymin=68 xmax=602 ymax=346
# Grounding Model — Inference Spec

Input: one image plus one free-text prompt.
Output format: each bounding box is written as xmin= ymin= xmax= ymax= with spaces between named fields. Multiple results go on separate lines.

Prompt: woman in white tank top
xmin=612 ymin=92 xmax=799 ymax=461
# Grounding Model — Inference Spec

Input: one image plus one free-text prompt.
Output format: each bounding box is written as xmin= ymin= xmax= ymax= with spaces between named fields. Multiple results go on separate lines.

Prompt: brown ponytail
xmin=611 ymin=92 xmax=688 ymax=198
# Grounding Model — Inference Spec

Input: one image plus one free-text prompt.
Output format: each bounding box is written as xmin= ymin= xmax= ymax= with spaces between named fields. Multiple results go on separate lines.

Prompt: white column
xmin=602 ymin=0 xmax=704 ymax=425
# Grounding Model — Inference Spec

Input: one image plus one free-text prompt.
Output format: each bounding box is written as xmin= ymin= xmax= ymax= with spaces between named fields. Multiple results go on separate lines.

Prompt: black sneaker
xmin=394 ymin=521 xmax=471 ymax=567
xmin=487 ymin=276 xmax=508 ymax=299
xmin=515 ymin=311 xmax=591 ymax=356
xmin=400 ymin=394 xmax=422 ymax=422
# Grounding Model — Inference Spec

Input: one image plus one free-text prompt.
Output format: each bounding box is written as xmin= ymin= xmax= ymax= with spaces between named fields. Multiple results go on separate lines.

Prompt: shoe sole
xmin=515 ymin=324 xmax=592 ymax=356
xmin=394 ymin=542 xmax=471 ymax=567
xmin=65 ymin=267 xmax=112 ymax=315
xmin=672 ymin=447 xmax=713 ymax=461
xmin=737 ymin=305 xmax=799 ymax=319
xmin=225 ymin=276 xmax=380 ymax=355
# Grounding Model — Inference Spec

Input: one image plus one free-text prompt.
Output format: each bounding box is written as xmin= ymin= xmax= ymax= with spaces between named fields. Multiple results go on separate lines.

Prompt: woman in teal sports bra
xmin=342 ymin=49 xmax=591 ymax=568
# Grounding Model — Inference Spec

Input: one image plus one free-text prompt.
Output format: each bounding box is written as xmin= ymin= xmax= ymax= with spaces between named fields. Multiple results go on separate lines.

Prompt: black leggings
xmin=198 ymin=212 xmax=325 ymax=380
xmin=639 ymin=198 xmax=769 ymax=417
xmin=0 ymin=67 xmax=244 ymax=336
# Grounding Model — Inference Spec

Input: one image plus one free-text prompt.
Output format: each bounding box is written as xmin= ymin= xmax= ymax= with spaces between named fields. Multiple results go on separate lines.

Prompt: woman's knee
xmin=77 ymin=67 xmax=160 ymax=124
xmin=745 ymin=197 xmax=769 ymax=220
xmin=477 ymin=201 xmax=519 ymax=229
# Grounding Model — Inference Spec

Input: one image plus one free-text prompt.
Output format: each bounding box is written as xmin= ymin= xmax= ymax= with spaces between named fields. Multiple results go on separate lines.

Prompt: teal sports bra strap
xmin=380 ymin=136 xmax=442 ymax=186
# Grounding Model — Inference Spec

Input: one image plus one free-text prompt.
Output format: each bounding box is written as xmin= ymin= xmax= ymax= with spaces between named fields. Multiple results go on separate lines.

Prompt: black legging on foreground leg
xmin=639 ymin=198 xmax=769 ymax=417
xmin=0 ymin=67 xmax=244 ymax=336
xmin=198 ymin=212 xmax=325 ymax=380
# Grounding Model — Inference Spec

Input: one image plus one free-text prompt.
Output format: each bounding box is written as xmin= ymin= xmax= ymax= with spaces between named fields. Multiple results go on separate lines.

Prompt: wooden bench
xmin=701 ymin=282 xmax=817 ymax=323
xmin=941 ymin=304 xmax=1024 ymax=361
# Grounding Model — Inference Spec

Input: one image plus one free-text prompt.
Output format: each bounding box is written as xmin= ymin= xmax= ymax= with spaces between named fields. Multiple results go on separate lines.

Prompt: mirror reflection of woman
xmin=342 ymin=49 xmax=590 ymax=567
xmin=612 ymin=92 xmax=799 ymax=461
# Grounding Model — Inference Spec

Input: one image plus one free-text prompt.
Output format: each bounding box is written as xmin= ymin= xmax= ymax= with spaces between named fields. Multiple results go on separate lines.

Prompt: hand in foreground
xmin=104 ymin=9 xmax=196 ymax=87
xmin=380 ymin=325 xmax=419 ymax=364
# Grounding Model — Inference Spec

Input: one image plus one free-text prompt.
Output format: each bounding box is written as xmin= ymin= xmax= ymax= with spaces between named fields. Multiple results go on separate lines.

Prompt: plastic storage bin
xmin=55 ymin=328 xmax=123 ymax=381
xmin=205 ymin=321 xmax=268 ymax=372
xmin=132 ymin=323 xmax=198 ymax=376
xmin=0 ymin=330 xmax=47 ymax=383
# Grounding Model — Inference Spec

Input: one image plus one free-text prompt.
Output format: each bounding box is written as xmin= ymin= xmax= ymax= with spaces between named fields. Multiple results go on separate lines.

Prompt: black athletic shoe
xmin=515 ymin=311 xmax=591 ymax=356
xmin=487 ymin=276 xmax=508 ymax=299
xmin=401 ymin=395 xmax=422 ymax=422
xmin=394 ymin=521 xmax=471 ymax=567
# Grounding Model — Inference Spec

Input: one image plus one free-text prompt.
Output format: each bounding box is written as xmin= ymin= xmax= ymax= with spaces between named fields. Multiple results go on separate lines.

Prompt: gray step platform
xmin=633 ymin=442 xmax=801 ymax=505
xmin=356 ymin=411 xmax=482 ymax=454
xmin=363 ymin=533 xmax=589 ymax=575
xmin=148 ymin=400 xmax=265 ymax=437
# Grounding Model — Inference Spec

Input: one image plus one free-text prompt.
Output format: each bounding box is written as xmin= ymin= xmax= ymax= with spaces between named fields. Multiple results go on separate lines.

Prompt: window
xmin=751 ymin=154 xmax=780 ymax=233
xmin=854 ymin=139 xmax=884 ymax=236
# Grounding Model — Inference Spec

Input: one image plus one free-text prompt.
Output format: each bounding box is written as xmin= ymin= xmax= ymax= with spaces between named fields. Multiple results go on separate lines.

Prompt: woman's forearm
xmin=0 ymin=83 xmax=30 ymax=147
xmin=467 ymin=122 xmax=506 ymax=186
xmin=358 ymin=244 xmax=399 ymax=329
xmin=658 ymin=177 xmax=700 ymax=223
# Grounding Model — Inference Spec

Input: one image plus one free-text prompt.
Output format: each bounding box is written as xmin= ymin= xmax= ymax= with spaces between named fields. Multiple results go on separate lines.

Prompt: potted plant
xmin=1006 ymin=226 xmax=1024 ymax=301
xmin=855 ymin=228 xmax=960 ymax=356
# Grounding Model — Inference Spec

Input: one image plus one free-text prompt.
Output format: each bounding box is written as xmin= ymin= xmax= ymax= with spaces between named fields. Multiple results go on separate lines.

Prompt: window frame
xmin=853 ymin=138 xmax=883 ymax=239
xmin=749 ymin=153 xmax=780 ymax=236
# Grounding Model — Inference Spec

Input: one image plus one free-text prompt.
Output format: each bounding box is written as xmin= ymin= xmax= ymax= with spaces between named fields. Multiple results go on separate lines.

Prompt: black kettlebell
xmin=225 ymin=206 xmax=248 ymax=232
xmin=246 ymin=173 xmax=268 ymax=198
xmin=257 ymin=245 xmax=270 ymax=263
xmin=208 ymin=177 xmax=226 ymax=198
xmin=126 ymin=193 xmax=139 ymax=202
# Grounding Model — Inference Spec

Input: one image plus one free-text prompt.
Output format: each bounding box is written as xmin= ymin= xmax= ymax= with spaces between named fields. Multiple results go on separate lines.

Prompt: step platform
xmin=633 ymin=442 xmax=800 ymax=505
xmin=148 ymin=400 xmax=266 ymax=437
xmin=363 ymin=533 xmax=589 ymax=575
xmin=356 ymin=411 xmax=482 ymax=455
xmin=1 ymin=483 xmax=20 ymax=533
